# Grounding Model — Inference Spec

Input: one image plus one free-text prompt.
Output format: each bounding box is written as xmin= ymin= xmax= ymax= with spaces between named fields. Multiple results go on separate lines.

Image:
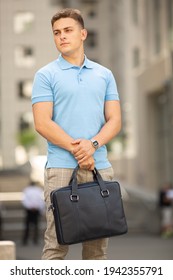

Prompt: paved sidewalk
xmin=13 ymin=233 xmax=173 ymax=260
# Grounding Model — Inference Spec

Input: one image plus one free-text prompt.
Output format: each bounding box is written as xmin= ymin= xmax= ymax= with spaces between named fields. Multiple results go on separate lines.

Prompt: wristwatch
xmin=91 ymin=139 xmax=99 ymax=150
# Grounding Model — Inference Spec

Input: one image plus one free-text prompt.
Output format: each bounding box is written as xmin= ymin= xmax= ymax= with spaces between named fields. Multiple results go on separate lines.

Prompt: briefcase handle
xmin=69 ymin=165 xmax=110 ymax=202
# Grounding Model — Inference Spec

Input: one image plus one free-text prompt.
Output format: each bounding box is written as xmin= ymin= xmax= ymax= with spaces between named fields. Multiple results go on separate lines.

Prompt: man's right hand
xmin=79 ymin=156 xmax=95 ymax=171
xmin=71 ymin=142 xmax=94 ymax=171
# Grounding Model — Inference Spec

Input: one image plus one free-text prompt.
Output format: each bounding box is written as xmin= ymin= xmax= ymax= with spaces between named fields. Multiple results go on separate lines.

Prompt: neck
xmin=62 ymin=52 xmax=85 ymax=67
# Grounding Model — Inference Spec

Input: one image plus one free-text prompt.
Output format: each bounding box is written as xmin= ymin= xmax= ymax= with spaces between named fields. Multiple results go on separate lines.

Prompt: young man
xmin=32 ymin=8 xmax=121 ymax=260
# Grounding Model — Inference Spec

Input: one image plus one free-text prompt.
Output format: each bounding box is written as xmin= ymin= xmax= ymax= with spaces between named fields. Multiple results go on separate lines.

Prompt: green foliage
xmin=17 ymin=129 xmax=37 ymax=149
xmin=106 ymin=131 xmax=127 ymax=152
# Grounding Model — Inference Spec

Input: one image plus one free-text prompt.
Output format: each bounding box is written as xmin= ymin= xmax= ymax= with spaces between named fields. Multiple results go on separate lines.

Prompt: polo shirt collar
xmin=58 ymin=54 xmax=93 ymax=70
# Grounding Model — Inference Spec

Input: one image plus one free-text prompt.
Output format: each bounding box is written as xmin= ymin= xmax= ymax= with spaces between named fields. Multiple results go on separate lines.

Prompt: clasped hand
xmin=71 ymin=139 xmax=95 ymax=171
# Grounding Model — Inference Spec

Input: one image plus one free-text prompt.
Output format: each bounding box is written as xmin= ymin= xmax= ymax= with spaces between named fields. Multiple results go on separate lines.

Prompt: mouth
xmin=60 ymin=42 xmax=69 ymax=47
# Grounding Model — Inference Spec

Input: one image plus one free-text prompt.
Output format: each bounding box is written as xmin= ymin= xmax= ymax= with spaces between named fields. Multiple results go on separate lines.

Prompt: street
xmin=14 ymin=233 xmax=173 ymax=260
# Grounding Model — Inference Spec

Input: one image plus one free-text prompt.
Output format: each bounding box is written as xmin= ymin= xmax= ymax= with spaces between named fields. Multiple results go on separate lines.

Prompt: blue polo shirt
xmin=32 ymin=54 xmax=119 ymax=169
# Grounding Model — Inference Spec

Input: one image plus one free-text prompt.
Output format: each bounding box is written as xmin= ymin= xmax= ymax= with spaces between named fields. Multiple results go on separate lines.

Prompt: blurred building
xmin=127 ymin=0 xmax=173 ymax=191
xmin=0 ymin=0 xmax=60 ymax=169
xmin=0 ymin=0 xmax=173 ymax=193
xmin=112 ymin=0 xmax=173 ymax=193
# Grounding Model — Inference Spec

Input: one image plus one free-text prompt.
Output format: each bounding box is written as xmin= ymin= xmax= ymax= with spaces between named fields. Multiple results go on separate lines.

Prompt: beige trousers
xmin=42 ymin=167 xmax=114 ymax=260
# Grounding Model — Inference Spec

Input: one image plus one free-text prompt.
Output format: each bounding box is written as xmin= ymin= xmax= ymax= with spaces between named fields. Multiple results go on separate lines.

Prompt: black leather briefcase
xmin=50 ymin=165 xmax=128 ymax=245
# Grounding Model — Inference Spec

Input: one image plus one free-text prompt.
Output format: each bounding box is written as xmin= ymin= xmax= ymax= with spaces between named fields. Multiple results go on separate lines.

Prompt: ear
xmin=81 ymin=28 xmax=87 ymax=41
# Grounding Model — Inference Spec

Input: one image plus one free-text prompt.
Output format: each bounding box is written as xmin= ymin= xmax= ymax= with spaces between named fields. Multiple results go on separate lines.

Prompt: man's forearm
xmin=93 ymin=117 xmax=121 ymax=148
xmin=35 ymin=118 xmax=74 ymax=152
xmin=93 ymin=100 xmax=122 ymax=148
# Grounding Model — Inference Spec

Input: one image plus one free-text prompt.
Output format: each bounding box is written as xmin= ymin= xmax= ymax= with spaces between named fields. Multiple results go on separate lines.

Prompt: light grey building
xmin=0 ymin=0 xmax=173 ymax=193
xmin=0 ymin=0 xmax=61 ymax=168
xmin=135 ymin=0 xmax=173 ymax=191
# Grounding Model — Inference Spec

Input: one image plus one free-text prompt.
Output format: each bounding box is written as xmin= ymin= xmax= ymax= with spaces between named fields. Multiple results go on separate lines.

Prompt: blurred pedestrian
xmin=0 ymin=203 xmax=3 ymax=240
xmin=21 ymin=180 xmax=45 ymax=245
xmin=167 ymin=185 xmax=173 ymax=201
xmin=159 ymin=182 xmax=173 ymax=238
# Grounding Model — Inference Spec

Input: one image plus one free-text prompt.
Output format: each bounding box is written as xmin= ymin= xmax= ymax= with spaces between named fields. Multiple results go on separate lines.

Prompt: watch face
xmin=93 ymin=141 xmax=98 ymax=147
xmin=91 ymin=139 xmax=99 ymax=149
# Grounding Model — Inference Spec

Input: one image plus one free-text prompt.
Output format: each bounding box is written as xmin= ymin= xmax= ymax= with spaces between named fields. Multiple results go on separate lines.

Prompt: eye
xmin=54 ymin=31 xmax=60 ymax=36
xmin=66 ymin=28 xmax=72 ymax=33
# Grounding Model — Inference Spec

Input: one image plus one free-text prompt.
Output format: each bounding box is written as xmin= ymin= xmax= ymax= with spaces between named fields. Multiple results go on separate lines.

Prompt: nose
xmin=60 ymin=31 xmax=66 ymax=40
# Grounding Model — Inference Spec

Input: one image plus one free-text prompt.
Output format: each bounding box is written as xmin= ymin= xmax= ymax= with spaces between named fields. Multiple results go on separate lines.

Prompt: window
xmin=166 ymin=0 xmax=173 ymax=30
xmin=50 ymin=0 xmax=58 ymax=4
xmin=82 ymin=0 xmax=97 ymax=18
xmin=14 ymin=12 xmax=35 ymax=34
xmin=15 ymin=46 xmax=35 ymax=67
xmin=50 ymin=0 xmax=69 ymax=6
xmin=17 ymin=113 xmax=37 ymax=152
xmin=86 ymin=31 xmax=97 ymax=48
xmin=153 ymin=0 xmax=161 ymax=53
xmin=133 ymin=48 xmax=140 ymax=67
xmin=19 ymin=112 xmax=33 ymax=131
xmin=132 ymin=0 xmax=138 ymax=24
xmin=18 ymin=80 xmax=32 ymax=99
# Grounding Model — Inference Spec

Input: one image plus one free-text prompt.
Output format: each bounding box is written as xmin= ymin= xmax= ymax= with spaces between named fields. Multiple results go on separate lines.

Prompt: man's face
xmin=52 ymin=17 xmax=87 ymax=56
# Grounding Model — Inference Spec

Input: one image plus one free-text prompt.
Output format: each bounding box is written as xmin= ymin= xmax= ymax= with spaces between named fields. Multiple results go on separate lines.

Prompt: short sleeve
xmin=105 ymin=70 xmax=119 ymax=101
xmin=31 ymin=71 xmax=53 ymax=105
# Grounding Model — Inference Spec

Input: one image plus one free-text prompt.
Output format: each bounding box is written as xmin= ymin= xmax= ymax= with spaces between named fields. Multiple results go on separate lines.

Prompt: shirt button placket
xmin=78 ymin=69 xmax=82 ymax=83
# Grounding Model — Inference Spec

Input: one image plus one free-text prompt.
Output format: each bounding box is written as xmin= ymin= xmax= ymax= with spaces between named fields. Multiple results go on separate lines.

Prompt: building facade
xmin=0 ymin=0 xmax=60 ymax=168
xmin=135 ymin=0 xmax=173 ymax=190
xmin=0 ymin=0 xmax=173 ymax=193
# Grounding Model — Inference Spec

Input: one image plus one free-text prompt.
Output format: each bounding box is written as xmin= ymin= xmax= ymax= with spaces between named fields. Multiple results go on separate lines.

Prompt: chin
xmin=61 ymin=50 xmax=73 ymax=57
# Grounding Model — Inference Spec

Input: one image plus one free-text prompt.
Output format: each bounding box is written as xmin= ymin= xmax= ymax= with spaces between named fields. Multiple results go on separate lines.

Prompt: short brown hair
xmin=51 ymin=8 xmax=84 ymax=28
